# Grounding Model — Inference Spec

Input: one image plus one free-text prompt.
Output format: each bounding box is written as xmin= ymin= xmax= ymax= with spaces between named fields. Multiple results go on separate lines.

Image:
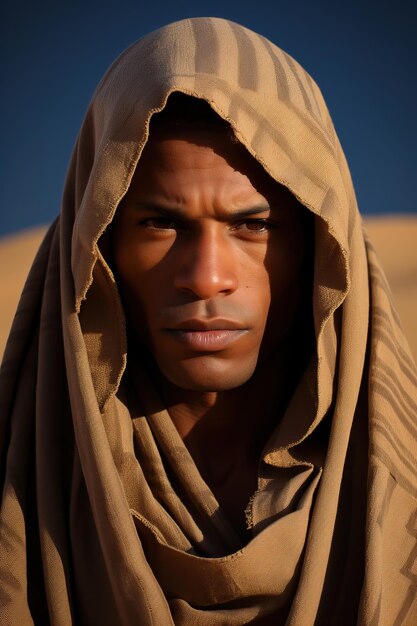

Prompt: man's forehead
xmin=134 ymin=127 xmax=298 ymax=208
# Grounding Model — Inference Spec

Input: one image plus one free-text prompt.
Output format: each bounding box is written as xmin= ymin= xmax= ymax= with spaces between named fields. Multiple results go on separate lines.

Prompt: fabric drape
xmin=1 ymin=17 xmax=416 ymax=625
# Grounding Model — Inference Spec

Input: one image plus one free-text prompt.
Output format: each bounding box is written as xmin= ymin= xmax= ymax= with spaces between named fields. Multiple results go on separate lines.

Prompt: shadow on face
xmin=108 ymin=93 xmax=315 ymax=393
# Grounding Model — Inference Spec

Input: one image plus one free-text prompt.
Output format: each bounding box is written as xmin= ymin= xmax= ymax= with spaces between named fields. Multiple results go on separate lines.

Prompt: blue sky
xmin=1 ymin=0 xmax=416 ymax=236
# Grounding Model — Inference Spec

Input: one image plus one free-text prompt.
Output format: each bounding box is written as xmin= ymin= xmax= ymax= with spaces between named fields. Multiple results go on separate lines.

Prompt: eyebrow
xmin=132 ymin=201 xmax=274 ymax=219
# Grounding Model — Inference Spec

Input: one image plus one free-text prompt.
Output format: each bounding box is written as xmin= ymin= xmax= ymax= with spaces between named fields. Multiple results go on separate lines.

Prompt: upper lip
xmin=167 ymin=319 xmax=246 ymax=331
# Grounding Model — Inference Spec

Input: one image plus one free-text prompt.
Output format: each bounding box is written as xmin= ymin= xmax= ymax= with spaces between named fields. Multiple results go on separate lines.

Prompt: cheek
xmin=112 ymin=242 xmax=161 ymax=337
xmin=266 ymin=240 xmax=303 ymax=293
xmin=264 ymin=232 xmax=308 ymax=327
xmin=117 ymin=266 xmax=163 ymax=324
xmin=113 ymin=227 xmax=170 ymax=298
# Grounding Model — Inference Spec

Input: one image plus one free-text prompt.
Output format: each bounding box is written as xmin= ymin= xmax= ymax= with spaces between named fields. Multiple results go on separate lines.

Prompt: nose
xmin=174 ymin=226 xmax=238 ymax=299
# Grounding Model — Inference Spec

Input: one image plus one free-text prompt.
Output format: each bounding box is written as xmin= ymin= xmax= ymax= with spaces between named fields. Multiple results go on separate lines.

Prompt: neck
xmin=149 ymin=342 xmax=307 ymax=478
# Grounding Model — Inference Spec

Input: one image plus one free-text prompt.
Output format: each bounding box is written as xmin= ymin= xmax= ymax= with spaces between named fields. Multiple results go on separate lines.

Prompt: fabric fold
xmin=1 ymin=16 xmax=416 ymax=626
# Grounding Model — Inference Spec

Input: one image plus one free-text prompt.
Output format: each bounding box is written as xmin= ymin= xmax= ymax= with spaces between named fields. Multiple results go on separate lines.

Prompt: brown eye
xmin=234 ymin=219 xmax=275 ymax=233
xmin=139 ymin=217 xmax=178 ymax=230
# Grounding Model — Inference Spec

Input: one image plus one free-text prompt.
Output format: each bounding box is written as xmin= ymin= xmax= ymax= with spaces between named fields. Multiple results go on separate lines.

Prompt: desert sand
xmin=0 ymin=217 xmax=416 ymax=362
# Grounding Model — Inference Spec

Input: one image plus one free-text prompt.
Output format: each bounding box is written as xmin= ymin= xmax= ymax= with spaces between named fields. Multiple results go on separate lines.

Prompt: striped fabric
xmin=0 ymin=17 xmax=416 ymax=625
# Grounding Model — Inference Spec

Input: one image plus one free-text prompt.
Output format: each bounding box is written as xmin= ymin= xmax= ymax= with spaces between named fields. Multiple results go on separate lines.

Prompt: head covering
xmin=1 ymin=17 xmax=416 ymax=626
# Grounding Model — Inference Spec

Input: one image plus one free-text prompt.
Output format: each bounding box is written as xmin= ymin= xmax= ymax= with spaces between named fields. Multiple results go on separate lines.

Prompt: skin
xmin=111 ymin=126 xmax=313 ymax=536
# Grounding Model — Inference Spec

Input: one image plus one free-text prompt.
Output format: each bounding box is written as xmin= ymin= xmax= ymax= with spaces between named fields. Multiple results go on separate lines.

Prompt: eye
xmin=233 ymin=219 xmax=276 ymax=234
xmin=139 ymin=217 xmax=179 ymax=230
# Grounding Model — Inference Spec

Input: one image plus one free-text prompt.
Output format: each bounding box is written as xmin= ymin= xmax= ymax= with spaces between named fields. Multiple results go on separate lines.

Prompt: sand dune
xmin=0 ymin=226 xmax=48 ymax=359
xmin=1 ymin=217 xmax=416 ymax=362
xmin=364 ymin=217 xmax=417 ymax=360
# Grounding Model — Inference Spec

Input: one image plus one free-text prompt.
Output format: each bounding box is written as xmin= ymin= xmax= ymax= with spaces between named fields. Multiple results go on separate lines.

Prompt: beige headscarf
xmin=1 ymin=17 xmax=416 ymax=626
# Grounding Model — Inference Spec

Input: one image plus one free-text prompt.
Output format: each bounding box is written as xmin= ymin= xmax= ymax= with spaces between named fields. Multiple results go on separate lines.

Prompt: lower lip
xmin=165 ymin=329 xmax=247 ymax=351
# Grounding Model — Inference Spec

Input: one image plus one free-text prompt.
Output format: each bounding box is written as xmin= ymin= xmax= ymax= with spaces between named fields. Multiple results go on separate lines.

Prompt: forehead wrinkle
xmin=130 ymin=171 xmax=268 ymax=220
xmin=126 ymin=132 xmax=294 ymax=221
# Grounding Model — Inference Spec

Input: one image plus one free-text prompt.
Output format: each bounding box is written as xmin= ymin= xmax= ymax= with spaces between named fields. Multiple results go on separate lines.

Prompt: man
xmin=1 ymin=17 xmax=416 ymax=626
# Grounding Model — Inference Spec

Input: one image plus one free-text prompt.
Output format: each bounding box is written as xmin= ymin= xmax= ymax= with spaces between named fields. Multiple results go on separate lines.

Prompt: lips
xmin=164 ymin=319 xmax=248 ymax=351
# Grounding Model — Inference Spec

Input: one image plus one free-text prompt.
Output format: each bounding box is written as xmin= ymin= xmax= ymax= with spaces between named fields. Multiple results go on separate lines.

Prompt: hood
xmin=65 ymin=17 xmax=363 ymax=430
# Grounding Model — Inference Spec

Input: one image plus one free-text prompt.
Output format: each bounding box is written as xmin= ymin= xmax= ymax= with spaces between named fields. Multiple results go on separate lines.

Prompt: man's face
xmin=111 ymin=126 xmax=310 ymax=391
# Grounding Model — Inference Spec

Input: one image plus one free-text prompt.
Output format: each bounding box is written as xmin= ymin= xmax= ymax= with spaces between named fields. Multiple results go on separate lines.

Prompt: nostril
xmin=175 ymin=264 xmax=238 ymax=299
xmin=175 ymin=276 xmax=237 ymax=300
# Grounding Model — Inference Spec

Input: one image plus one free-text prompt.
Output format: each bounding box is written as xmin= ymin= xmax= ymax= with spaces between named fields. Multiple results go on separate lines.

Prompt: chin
xmin=160 ymin=357 xmax=258 ymax=392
